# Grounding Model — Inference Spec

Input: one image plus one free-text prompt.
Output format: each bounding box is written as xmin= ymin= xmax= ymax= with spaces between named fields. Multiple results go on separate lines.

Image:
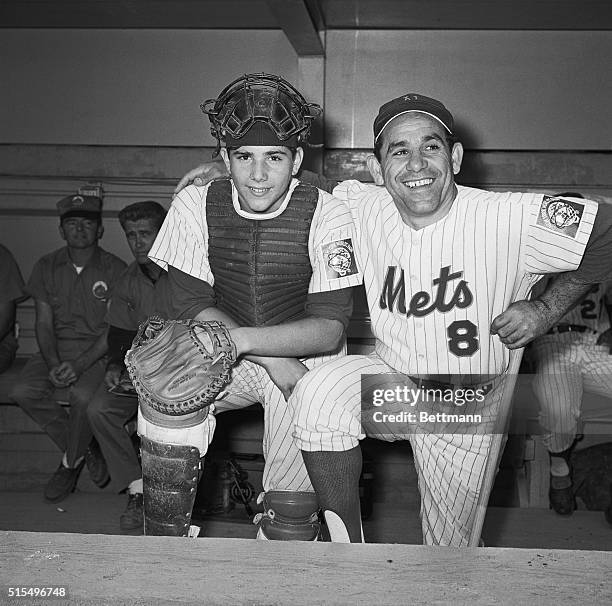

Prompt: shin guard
xmin=140 ymin=436 xmax=201 ymax=536
xmin=138 ymin=399 xmax=215 ymax=536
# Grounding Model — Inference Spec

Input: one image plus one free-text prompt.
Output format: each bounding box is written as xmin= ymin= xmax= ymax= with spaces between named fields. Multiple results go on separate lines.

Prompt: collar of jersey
xmin=58 ymin=245 xmax=102 ymax=268
xmin=231 ymin=178 xmax=299 ymax=220
xmin=394 ymin=185 xmax=461 ymax=232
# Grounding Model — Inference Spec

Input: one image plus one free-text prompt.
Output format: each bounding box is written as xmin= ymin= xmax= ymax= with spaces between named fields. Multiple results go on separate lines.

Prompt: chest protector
xmin=206 ymin=179 xmax=318 ymax=326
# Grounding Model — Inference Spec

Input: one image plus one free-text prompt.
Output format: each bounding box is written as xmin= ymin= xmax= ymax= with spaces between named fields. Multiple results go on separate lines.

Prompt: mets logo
xmin=537 ymin=195 xmax=584 ymax=238
xmin=322 ymin=238 xmax=358 ymax=280
xmin=546 ymin=199 xmax=581 ymax=228
xmin=92 ymin=280 xmax=109 ymax=300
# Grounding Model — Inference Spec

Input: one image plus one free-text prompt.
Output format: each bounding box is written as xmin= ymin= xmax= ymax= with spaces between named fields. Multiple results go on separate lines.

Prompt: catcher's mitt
xmin=125 ymin=317 xmax=237 ymax=416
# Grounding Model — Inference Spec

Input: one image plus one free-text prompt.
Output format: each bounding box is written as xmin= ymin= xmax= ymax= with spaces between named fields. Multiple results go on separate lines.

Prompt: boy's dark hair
xmin=226 ymin=146 xmax=298 ymax=158
xmin=118 ymin=201 xmax=167 ymax=231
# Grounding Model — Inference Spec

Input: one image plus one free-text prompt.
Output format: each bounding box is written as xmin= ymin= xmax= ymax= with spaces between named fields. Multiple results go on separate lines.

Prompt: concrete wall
xmin=1 ymin=27 xmax=611 ymax=349
xmin=3 ymin=29 xmax=610 ymax=150
xmin=1 ymin=29 xmax=298 ymax=147
xmin=324 ymin=30 xmax=612 ymax=150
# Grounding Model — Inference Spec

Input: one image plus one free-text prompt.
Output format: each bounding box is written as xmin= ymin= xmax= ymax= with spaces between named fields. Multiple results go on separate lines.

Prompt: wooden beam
xmin=1 ymin=0 xmax=610 ymax=31
xmin=2 ymin=145 xmax=611 ymax=195
xmin=266 ymin=0 xmax=324 ymax=55
xmin=320 ymin=0 xmax=612 ymax=31
xmin=324 ymin=149 xmax=612 ymax=194
xmin=0 ymin=144 xmax=214 ymax=182
xmin=2 ymin=531 xmax=611 ymax=604
xmin=0 ymin=0 xmax=279 ymax=29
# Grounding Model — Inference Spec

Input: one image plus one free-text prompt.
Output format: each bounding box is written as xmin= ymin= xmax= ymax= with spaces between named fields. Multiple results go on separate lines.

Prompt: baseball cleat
xmin=549 ymin=473 xmax=576 ymax=516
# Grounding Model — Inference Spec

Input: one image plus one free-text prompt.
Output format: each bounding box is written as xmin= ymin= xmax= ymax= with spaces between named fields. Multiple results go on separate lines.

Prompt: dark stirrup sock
xmin=302 ymin=446 xmax=363 ymax=542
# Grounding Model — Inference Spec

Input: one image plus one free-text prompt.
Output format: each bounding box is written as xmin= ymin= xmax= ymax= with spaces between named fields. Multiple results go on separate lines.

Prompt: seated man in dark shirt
xmin=87 ymin=201 xmax=170 ymax=532
xmin=0 ymin=243 xmax=26 ymax=373
xmin=10 ymin=194 xmax=126 ymax=503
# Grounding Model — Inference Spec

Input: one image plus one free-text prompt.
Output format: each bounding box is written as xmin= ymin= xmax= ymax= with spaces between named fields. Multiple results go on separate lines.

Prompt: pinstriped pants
xmin=291 ymin=352 xmax=512 ymax=546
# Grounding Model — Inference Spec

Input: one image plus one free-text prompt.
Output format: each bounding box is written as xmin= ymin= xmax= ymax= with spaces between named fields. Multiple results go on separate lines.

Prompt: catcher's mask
xmin=201 ymin=73 xmax=321 ymax=153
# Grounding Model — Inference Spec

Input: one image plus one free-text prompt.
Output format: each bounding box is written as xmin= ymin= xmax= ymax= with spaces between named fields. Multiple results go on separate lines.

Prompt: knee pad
xmin=138 ymin=400 xmax=215 ymax=455
xmin=254 ymin=491 xmax=320 ymax=541
xmin=140 ymin=436 xmax=201 ymax=536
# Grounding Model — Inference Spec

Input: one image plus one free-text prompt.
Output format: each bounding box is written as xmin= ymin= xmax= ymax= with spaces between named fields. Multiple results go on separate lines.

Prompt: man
xmin=10 ymin=194 xmax=126 ymax=503
xmin=531 ymin=270 xmax=612 ymax=515
xmin=87 ymin=201 xmax=170 ymax=532
xmin=141 ymin=73 xmax=362 ymax=537
xmin=0 ymin=244 xmax=25 ymax=373
xmin=176 ymin=94 xmax=612 ymax=546
xmin=287 ymin=94 xmax=612 ymax=546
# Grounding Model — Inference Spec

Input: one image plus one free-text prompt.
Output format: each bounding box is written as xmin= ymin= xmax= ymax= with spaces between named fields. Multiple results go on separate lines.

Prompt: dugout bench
xmin=3 ymin=292 xmax=610 ymax=511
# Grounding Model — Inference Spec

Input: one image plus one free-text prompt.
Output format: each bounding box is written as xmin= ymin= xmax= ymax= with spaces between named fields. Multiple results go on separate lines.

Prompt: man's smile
xmin=402 ymin=177 xmax=434 ymax=189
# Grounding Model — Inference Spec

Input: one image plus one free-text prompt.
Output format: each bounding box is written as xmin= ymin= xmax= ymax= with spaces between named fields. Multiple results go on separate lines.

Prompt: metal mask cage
xmin=201 ymin=73 xmax=321 ymax=144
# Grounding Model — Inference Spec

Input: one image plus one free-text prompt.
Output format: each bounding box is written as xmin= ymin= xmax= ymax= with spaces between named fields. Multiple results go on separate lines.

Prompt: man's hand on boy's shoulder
xmin=173 ymin=157 xmax=229 ymax=196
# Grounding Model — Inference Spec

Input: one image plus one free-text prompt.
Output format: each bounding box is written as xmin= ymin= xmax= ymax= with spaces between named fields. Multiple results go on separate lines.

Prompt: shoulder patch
xmin=322 ymin=238 xmax=358 ymax=280
xmin=536 ymin=195 xmax=585 ymax=238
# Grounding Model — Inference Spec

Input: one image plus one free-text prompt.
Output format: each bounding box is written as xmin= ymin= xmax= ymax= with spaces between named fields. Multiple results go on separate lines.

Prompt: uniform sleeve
xmin=308 ymin=190 xmax=363 ymax=294
xmin=152 ymin=271 xmax=173 ymax=320
xmin=167 ymin=266 xmax=216 ymax=319
xmin=0 ymin=245 xmax=25 ymax=303
xmin=304 ymin=287 xmax=354 ymax=329
xmin=332 ymin=179 xmax=372 ymax=202
xmin=570 ymin=201 xmax=612 ymax=284
xmin=148 ymin=185 xmax=214 ymax=284
xmin=523 ymin=193 xmax=599 ymax=274
xmin=25 ymin=257 xmax=50 ymax=302
xmin=298 ymin=170 xmax=339 ymax=194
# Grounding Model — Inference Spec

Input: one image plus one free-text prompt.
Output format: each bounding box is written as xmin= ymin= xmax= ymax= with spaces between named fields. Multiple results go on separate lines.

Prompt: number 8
xmin=447 ymin=320 xmax=479 ymax=356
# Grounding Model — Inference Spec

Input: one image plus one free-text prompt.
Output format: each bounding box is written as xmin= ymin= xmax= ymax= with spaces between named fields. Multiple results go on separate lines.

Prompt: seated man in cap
xmin=0 ymin=243 xmax=26 ymax=374
xmin=87 ymin=201 xmax=171 ymax=532
xmin=10 ymin=193 xmax=126 ymax=503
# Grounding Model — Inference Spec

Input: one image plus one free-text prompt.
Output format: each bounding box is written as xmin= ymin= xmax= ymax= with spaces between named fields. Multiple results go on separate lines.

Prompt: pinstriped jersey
xmin=560 ymin=282 xmax=612 ymax=332
xmin=333 ymin=181 xmax=598 ymax=378
xmin=149 ymin=178 xmax=362 ymax=296
xmin=536 ymin=280 xmax=612 ymax=340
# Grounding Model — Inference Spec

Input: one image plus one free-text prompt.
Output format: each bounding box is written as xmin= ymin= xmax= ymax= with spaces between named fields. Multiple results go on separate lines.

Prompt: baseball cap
xmin=373 ymin=93 xmax=454 ymax=143
xmin=57 ymin=194 xmax=102 ymax=220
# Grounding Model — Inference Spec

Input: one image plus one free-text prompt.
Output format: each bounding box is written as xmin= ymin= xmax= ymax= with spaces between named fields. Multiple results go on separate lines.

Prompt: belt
xmin=408 ymin=376 xmax=494 ymax=395
xmin=547 ymin=324 xmax=596 ymax=335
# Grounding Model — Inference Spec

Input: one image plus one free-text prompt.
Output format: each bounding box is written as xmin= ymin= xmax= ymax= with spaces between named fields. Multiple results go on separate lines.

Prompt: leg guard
xmin=254 ymin=491 xmax=320 ymax=541
xmin=140 ymin=436 xmax=200 ymax=536
xmin=138 ymin=400 xmax=215 ymax=537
